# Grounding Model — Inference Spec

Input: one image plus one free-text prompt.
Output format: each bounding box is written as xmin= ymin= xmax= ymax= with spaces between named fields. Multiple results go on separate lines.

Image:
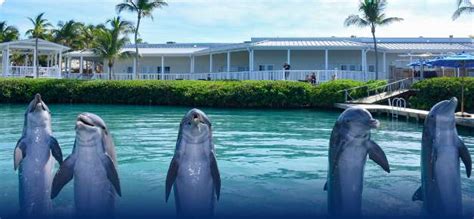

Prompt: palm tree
xmin=26 ymin=12 xmax=52 ymax=77
xmin=344 ymin=0 xmax=403 ymax=80
xmin=116 ymin=0 xmax=167 ymax=78
xmin=0 ymin=21 xmax=20 ymax=43
xmin=53 ymin=20 xmax=83 ymax=50
xmin=453 ymin=0 xmax=474 ymax=20
xmin=92 ymin=17 xmax=133 ymax=80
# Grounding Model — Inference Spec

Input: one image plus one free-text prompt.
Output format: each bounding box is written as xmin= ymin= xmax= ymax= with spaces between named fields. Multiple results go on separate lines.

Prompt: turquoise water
xmin=1 ymin=104 xmax=474 ymax=217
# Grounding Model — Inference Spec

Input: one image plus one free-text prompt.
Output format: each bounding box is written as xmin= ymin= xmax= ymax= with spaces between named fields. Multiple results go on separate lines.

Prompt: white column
xmin=249 ymin=49 xmax=254 ymax=72
xmin=161 ymin=56 xmax=165 ymax=80
xmin=227 ymin=52 xmax=231 ymax=73
xmin=67 ymin=58 xmax=72 ymax=74
xmin=33 ymin=48 xmax=37 ymax=77
xmin=133 ymin=58 xmax=137 ymax=79
xmin=209 ymin=54 xmax=213 ymax=73
xmin=287 ymin=49 xmax=291 ymax=65
xmin=92 ymin=61 xmax=96 ymax=74
xmin=190 ymin=56 xmax=195 ymax=73
xmin=361 ymin=49 xmax=366 ymax=72
xmin=79 ymin=56 xmax=84 ymax=74
xmin=59 ymin=51 xmax=62 ymax=74
xmin=325 ymin=49 xmax=329 ymax=71
xmin=382 ymin=52 xmax=387 ymax=77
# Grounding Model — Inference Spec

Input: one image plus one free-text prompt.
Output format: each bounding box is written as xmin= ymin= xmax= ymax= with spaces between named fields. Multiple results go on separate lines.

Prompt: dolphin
xmin=13 ymin=93 xmax=63 ymax=216
xmin=51 ymin=113 xmax=121 ymax=217
xmin=165 ymin=109 xmax=221 ymax=217
xmin=412 ymin=97 xmax=472 ymax=216
xmin=324 ymin=107 xmax=390 ymax=216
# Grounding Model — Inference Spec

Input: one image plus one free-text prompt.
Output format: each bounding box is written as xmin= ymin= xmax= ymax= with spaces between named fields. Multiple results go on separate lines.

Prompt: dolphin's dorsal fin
xmin=412 ymin=186 xmax=423 ymax=201
xmin=323 ymin=181 xmax=328 ymax=191
xmin=49 ymin=137 xmax=63 ymax=165
xmin=367 ymin=140 xmax=390 ymax=173
xmin=51 ymin=155 xmax=77 ymax=199
xmin=13 ymin=138 xmax=26 ymax=171
xmin=210 ymin=151 xmax=221 ymax=201
xmin=458 ymin=137 xmax=472 ymax=178
xmin=165 ymin=156 xmax=179 ymax=202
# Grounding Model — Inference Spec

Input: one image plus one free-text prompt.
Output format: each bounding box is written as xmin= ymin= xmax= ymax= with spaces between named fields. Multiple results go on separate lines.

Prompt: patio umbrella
xmin=408 ymin=59 xmax=433 ymax=79
xmin=428 ymin=53 xmax=474 ymax=115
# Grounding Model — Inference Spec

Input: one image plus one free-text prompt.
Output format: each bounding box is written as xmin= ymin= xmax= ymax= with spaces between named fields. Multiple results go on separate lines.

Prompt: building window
xmin=127 ymin=67 xmax=133 ymax=74
xmin=349 ymin=65 xmax=356 ymax=71
xmin=340 ymin=65 xmax=348 ymax=71
xmin=368 ymin=65 xmax=375 ymax=72
xmin=157 ymin=67 xmax=171 ymax=73
xmin=258 ymin=64 xmax=274 ymax=71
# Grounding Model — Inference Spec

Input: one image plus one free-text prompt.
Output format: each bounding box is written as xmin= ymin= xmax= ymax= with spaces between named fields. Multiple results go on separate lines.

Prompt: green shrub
xmin=0 ymin=78 xmax=385 ymax=108
xmin=409 ymin=77 xmax=474 ymax=111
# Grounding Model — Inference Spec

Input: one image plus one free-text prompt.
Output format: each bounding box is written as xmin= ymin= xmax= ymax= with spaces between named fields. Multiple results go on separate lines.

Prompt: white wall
xmin=254 ymin=50 xmax=287 ymax=70
xmin=114 ymin=56 xmax=192 ymax=73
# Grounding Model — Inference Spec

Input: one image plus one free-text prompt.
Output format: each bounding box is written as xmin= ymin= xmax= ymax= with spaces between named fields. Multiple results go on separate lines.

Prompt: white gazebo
xmin=0 ymin=39 xmax=70 ymax=78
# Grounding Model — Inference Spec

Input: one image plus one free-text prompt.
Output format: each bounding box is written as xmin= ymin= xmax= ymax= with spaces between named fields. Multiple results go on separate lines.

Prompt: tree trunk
xmin=135 ymin=15 xmax=141 ymax=80
xmin=109 ymin=62 xmax=113 ymax=80
xmin=371 ymin=25 xmax=379 ymax=80
xmin=35 ymin=38 xmax=39 ymax=78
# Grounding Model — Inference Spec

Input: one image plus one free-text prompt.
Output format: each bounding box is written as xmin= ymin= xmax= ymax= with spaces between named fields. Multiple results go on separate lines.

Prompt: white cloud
xmin=0 ymin=0 xmax=5 ymax=6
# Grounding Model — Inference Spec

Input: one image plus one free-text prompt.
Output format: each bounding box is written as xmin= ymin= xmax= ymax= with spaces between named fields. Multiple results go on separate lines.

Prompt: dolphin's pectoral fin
xmin=458 ymin=138 xmax=472 ymax=178
xmin=367 ymin=140 xmax=390 ymax=173
xmin=51 ymin=155 xmax=76 ymax=199
xmin=13 ymin=139 xmax=26 ymax=171
xmin=165 ymin=157 xmax=179 ymax=202
xmin=101 ymin=154 xmax=122 ymax=197
xmin=49 ymin=137 xmax=63 ymax=165
xmin=412 ymin=186 xmax=423 ymax=201
xmin=323 ymin=181 xmax=327 ymax=191
xmin=210 ymin=152 xmax=221 ymax=201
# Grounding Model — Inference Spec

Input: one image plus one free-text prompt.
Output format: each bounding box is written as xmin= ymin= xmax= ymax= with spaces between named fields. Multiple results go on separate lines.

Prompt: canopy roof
xmin=0 ymin=38 xmax=70 ymax=52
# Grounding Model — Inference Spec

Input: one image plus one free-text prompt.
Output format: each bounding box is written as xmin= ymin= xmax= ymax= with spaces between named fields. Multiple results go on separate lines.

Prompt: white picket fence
xmin=3 ymin=66 xmax=61 ymax=78
xmin=60 ymin=70 xmax=375 ymax=83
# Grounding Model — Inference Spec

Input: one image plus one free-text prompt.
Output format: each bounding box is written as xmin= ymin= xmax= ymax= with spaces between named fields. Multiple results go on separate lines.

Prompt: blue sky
xmin=0 ymin=0 xmax=473 ymax=43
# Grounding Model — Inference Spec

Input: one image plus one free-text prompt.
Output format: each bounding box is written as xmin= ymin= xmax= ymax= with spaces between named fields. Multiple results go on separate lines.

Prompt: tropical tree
xmin=453 ymin=0 xmax=474 ymax=20
xmin=116 ymin=0 xmax=167 ymax=78
xmin=92 ymin=17 xmax=133 ymax=80
xmin=344 ymin=0 xmax=403 ymax=80
xmin=0 ymin=21 xmax=20 ymax=42
xmin=26 ymin=12 xmax=52 ymax=77
xmin=79 ymin=24 xmax=106 ymax=50
xmin=53 ymin=20 xmax=83 ymax=50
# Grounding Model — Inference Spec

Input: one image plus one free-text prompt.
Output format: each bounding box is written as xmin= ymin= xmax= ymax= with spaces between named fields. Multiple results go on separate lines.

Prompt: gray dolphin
xmin=14 ymin=93 xmax=63 ymax=216
xmin=412 ymin=97 xmax=471 ymax=216
xmin=51 ymin=113 xmax=121 ymax=216
xmin=165 ymin=109 xmax=221 ymax=217
xmin=324 ymin=107 xmax=390 ymax=216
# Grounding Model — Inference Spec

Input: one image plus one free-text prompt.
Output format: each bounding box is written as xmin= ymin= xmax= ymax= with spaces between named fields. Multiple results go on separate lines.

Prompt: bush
xmin=0 ymin=78 xmax=385 ymax=108
xmin=409 ymin=77 xmax=474 ymax=111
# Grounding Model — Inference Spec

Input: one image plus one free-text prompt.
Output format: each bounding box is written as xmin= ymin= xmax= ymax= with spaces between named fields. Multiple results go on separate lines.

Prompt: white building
xmin=2 ymin=37 xmax=474 ymax=82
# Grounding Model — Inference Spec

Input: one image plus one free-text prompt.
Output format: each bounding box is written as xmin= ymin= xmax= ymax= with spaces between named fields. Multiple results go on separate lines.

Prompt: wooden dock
xmin=334 ymin=103 xmax=474 ymax=128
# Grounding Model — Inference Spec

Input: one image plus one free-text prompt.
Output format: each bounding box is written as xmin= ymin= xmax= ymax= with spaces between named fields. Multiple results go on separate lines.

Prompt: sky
xmin=0 ymin=0 xmax=473 ymax=44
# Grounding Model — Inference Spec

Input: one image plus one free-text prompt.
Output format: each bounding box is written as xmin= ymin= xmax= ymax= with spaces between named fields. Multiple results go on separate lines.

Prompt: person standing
xmin=283 ymin=63 xmax=291 ymax=80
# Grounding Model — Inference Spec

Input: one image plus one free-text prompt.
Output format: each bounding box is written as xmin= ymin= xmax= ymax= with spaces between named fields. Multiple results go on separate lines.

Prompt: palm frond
xmin=452 ymin=5 xmax=474 ymax=20
xmin=378 ymin=17 xmax=404 ymax=26
xmin=344 ymin=15 xmax=369 ymax=27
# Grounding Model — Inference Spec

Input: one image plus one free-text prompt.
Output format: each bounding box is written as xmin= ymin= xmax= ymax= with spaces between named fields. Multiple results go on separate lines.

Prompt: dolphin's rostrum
xmin=412 ymin=97 xmax=472 ymax=216
xmin=324 ymin=107 xmax=390 ymax=216
xmin=166 ymin=109 xmax=221 ymax=217
xmin=51 ymin=112 xmax=121 ymax=216
xmin=14 ymin=94 xmax=63 ymax=216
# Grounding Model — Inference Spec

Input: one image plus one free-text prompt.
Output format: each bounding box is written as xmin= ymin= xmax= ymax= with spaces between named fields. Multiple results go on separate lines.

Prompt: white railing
xmin=109 ymin=70 xmax=374 ymax=83
xmin=5 ymin=66 xmax=61 ymax=78
xmin=20 ymin=70 xmax=376 ymax=82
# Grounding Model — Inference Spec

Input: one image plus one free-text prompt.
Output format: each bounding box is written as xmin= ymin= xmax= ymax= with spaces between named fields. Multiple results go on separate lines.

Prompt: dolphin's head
xmin=75 ymin=113 xmax=108 ymax=146
xmin=338 ymin=107 xmax=379 ymax=138
xmin=179 ymin=108 xmax=212 ymax=145
xmin=426 ymin=97 xmax=458 ymax=130
xmin=24 ymin=94 xmax=51 ymax=130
